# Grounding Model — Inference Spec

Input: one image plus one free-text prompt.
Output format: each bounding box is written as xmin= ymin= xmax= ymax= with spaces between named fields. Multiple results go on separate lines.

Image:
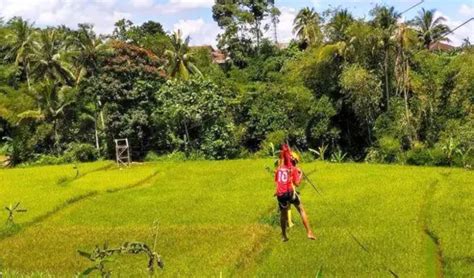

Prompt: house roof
xmin=191 ymin=45 xmax=228 ymax=64
xmin=429 ymin=41 xmax=455 ymax=51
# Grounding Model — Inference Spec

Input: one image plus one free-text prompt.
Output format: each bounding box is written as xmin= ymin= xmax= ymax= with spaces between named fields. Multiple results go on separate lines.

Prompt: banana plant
xmin=309 ymin=144 xmax=328 ymax=161
xmin=330 ymin=149 xmax=347 ymax=163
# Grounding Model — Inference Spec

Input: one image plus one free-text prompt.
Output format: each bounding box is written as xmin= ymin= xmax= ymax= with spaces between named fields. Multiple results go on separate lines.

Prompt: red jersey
xmin=274 ymin=165 xmax=302 ymax=196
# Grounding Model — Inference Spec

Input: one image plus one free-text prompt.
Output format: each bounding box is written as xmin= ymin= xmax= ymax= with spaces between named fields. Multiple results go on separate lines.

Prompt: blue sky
xmin=1 ymin=0 xmax=473 ymax=46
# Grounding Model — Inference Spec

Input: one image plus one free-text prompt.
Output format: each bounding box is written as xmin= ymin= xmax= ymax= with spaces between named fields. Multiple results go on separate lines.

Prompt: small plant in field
xmin=78 ymin=242 xmax=163 ymax=277
xmin=5 ymin=202 xmax=27 ymax=225
xmin=330 ymin=149 xmax=347 ymax=163
xmin=309 ymin=145 xmax=328 ymax=161
xmin=57 ymin=164 xmax=81 ymax=185
xmin=73 ymin=163 xmax=80 ymax=178
xmin=315 ymin=266 xmax=323 ymax=278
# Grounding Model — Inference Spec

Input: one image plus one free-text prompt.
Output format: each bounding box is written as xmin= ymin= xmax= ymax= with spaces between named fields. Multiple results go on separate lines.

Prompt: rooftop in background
xmin=277 ymin=42 xmax=289 ymax=49
xmin=429 ymin=41 xmax=456 ymax=51
xmin=190 ymin=45 xmax=228 ymax=64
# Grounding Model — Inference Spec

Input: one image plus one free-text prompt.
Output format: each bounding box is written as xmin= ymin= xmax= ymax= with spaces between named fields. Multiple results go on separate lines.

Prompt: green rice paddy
xmin=0 ymin=160 xmax=472 ymax=277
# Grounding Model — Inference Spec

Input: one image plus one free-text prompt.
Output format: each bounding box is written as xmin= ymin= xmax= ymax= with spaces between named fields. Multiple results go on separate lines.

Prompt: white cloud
xmin=274 ymin=6 xmax=297 ymax=43
xmin=435 ymin=11 xmax=474 ymax=46
xmin=131 ymin=0 xmax=154 ymax=9
xmin=169 ymin=0 xmax=213 ymax=8
xmin=0 ymin=0 xmax=131 ymax=34
xmin=157 ymin=0 xmax=214 ymax=13
xmin=459 ymin=4 xmax=474 ymax=16
xmin=173 ymin=18 xmax=219 ymax=46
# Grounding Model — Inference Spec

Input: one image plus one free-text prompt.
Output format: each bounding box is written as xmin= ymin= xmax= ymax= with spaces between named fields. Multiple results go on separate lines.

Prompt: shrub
xmin=200 ymin=122 xmax=239 ymax=160
xmin=144 ymin=151 xmax=160 ymax=162
xmin=65 ymin=143 xmax=98 ymax=162
xmin=406 ymin=143 xmax=432 ymax=166
xmin=429 ymin=147 xmax=450 ymax=166
xmin=378 ymin=136 xmax=401 ymax=163
xmin=29 ymin=154 xmax=70 ymax=166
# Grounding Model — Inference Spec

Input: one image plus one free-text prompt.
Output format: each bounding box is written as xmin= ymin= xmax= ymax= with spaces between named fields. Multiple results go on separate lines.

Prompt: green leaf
xmin=81 ymin=266 xmax=97 ymax=276
xmin=77 ymin=250 xmax=92 ymax=259
xmin=315 ymin=267 xmax=323 ymax=278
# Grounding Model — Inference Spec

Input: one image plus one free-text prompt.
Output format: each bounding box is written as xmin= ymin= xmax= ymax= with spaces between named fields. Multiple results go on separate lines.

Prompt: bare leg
xmin=295 ymin=204 xmax=315 ymax=240
xmin=280 ymin=207 xmax=289 ymax=242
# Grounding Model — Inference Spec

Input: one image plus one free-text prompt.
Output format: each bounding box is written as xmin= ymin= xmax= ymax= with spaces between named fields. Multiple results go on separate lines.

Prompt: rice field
xmin=0 ymin=160 xmax=472 ymax=277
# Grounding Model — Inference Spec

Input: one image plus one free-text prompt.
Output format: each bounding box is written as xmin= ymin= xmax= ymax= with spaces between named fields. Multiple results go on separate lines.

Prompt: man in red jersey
xmin=275 ymin=144 xmax=315 ymax=242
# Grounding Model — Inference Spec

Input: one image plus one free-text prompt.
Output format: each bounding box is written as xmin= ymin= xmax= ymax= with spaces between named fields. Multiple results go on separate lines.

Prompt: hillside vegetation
xmin=1 ymin=4 xmax=473 ymax=168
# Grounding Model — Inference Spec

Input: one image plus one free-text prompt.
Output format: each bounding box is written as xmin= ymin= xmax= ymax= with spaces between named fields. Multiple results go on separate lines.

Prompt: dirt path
xmin=419 ymin=179 xmax=444 ymax=278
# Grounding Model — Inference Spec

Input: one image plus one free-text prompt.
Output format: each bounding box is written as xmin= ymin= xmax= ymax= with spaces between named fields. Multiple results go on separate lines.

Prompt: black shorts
xmin=277 ymin=191 xmax=301 ymax=210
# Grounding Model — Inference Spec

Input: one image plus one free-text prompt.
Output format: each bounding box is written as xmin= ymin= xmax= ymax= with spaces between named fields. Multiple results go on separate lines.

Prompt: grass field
xmin=0 ymin=160 xmax=472 ymax=277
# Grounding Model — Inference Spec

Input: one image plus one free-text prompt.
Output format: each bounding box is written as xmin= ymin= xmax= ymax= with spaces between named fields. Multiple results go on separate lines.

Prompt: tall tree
xmin=212 ymin=0 xmax=279 ymax=63
xmin=268 ymin=0 xmax=281 ymax=43
xmin=68 ymin=24 xmax=110 ymax=151
xmin=241 ymin=0 xmax=272 ymax=50
xmin=293 ymin=7 xmax=322 ymax=48
xmin=28 ymin=29 xmax=75 ymax=85
xmin=412 ymin=8 xmax=450 ymax=49
xmin=111 ymin=18 xmax=134 ymax=41
xmin=370 ymin=5 xmax=400 ymax=111
xmin=68 ymin=24 xmax=109 ymax=79
xmin=326 ymin=9 xmax=354 ymax=42
xmin=165 ymin=30 xmax=202 ymax=80
xmin=139 ymin=21 xmax=165 ymax=36
xmin=4 ymin=17 xmax=35 ymax=89
xmin=394 ymin=23 xmax=418 ymax=144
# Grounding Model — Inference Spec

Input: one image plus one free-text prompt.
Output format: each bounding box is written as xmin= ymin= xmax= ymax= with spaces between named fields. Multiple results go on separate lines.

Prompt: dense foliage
xmin=0 ymin=3 xmax=472 ymax=167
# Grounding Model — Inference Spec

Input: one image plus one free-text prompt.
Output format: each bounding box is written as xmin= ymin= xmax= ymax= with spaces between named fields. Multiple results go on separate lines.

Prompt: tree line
xmin=0 ymin=1 xmax=472 ymax=167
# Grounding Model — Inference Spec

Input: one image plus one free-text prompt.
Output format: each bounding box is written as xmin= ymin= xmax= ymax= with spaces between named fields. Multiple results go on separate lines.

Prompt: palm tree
xmin=67 ymin=24 xmax=111 ymax=152
xmin=17 ymin=81 xmax=76 ymax=153
xmin=28 ymin=29 xmax=75 ymax=85
xmin=165 ymin=30 xmax=201 ymax=80
xmin=327 ymin=9 xmax=354 ymax=42
xmin=293 ymin=7 xmax=322 ymax=47
xmin=370 ymin=5 xmax=400 ymax=111
xmin=4 ymin=17 xmax=35 ymax=89
xmin=412 ymin=8 xmax=450 ymax=49
xmin=68 ymin=24 xmax=110 ymax=84
xmin=394 ymin=23 xmax=418 ymax=144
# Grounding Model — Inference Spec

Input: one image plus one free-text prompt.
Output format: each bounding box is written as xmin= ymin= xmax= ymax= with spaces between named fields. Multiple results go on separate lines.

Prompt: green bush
xmin=200 ymin=122 xmax=239 ymax=160
xmin=406 ymin=143 xmax=432 ymax=166
xmin=65 ymin=143 xmax=99 ymax=162
xmin=378 ymin=136 xmax=402 ymax=163
xmin=429 ymin=147 xmax=450 ymax=166
xmin=28 ymin=154 xmax=70 ymax=166
xmin=144 ymin=151 xmax=160 ymax=162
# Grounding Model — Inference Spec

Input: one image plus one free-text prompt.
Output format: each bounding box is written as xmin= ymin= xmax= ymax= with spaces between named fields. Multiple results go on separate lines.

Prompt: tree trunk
xmin=54 ymin=118 xmax=60 ymax=154
xmin=384 ymin=49 xmax=390 ymax=111
xmin=26 ymin=63 xmax=31 ymax=92
xmin=183 ymin=120 xmax=190 ymax=156
xmin=256 ymin=20 xmax=260 ymax=53
xmin=94 ymin=119 xmax=100 ymax=153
